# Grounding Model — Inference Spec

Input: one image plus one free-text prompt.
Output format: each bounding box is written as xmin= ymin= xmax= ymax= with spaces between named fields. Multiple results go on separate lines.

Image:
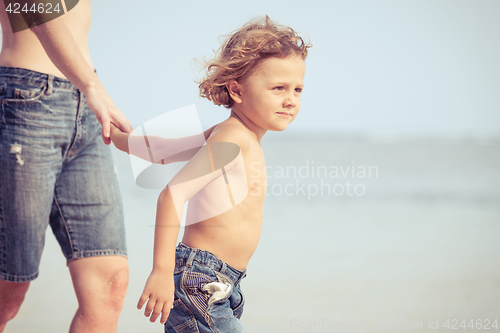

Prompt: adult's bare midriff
xmin=0 ymin=0 xmax=93 ymax=77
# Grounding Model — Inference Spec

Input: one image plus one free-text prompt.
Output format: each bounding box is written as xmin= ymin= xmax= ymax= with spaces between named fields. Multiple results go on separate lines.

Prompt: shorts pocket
xmin=166 ymin=298 xmax=199 ymax=333
xmin=180 ymin=270 xmax=216 ymax=317
xmin=0 ymin=86 xmax=53 ymax=126
xmin=232 ymin=288 xmax=245 ymax=319
xmin=1 ymin=86 xmax=46 ymax=104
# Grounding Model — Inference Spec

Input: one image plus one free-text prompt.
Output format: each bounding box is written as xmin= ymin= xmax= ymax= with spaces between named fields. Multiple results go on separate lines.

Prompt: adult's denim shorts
xmin=166 ymin=243 xmax=247 ymax=333
xmin=0 ymin=66 xmax=127 ymax=283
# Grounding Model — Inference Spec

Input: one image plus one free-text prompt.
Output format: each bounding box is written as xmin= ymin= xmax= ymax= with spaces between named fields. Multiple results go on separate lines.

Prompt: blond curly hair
xmin=198 ymin=16 xmax=312 ymax=108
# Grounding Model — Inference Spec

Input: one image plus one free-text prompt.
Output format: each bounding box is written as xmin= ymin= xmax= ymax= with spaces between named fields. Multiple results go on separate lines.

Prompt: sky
xmin=23 ymin=0 xmax=500 ymax=137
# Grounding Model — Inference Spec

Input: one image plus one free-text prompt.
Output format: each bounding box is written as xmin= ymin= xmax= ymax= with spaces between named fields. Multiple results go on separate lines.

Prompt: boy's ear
xmin=226 ymin=80 xmax=243 ymax=104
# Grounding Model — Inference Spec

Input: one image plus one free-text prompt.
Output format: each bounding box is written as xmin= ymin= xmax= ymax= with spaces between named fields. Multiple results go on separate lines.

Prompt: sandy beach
xmin=6 ymin=133 xmax=500 ymax=333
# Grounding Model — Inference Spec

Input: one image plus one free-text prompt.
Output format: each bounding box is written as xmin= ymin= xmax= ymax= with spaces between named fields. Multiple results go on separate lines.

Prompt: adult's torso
xmin=0 ymin=0 xmax=93 ymax=77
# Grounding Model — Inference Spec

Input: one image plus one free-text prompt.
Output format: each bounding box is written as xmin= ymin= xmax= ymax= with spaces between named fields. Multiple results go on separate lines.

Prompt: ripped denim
xmin=0 ymin=67 xmax=126 ymax=282
xmin=165 ymin=243 xmax=247 ymax=333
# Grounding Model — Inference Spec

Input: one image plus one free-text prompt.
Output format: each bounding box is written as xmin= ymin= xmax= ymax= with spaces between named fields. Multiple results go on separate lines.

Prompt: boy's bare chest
xmin=186 ymin=143 xmax=267 ymax=213
xmin=245 ymin=146 xmax=267 ymax=199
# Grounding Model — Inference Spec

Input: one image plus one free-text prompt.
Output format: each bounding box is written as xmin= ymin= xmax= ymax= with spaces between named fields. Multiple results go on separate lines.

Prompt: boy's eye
xmin=273 ymin=86 xmax=285 ymax=91
xmin=295 ymin=88 xmax=303 ymax=93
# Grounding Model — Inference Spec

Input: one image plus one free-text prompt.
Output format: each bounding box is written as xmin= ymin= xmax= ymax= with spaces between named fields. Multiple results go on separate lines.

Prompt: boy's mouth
xmin=276 ymin=112 xmax=292 ymax=118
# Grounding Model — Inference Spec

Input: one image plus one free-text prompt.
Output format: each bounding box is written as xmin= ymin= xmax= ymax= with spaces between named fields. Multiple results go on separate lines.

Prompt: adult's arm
xmin=27 ymin=10 xmax=133 ymax=144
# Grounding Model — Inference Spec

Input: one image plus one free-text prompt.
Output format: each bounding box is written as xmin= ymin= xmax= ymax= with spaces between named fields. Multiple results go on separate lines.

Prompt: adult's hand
xmin=84 ymin=83 xmax=133 ymax=145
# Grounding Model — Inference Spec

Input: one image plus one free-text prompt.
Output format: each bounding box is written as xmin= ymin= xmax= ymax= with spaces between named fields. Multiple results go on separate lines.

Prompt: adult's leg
xmin=48 ymin=88 xmax=129 ymax=332
xmin=0 ymin=281 xmax=30 ymax=332
xmin=68 ymin=256 xmax=128 ymax=333
xmin=0 ymin=69 xmax=64 ymax=332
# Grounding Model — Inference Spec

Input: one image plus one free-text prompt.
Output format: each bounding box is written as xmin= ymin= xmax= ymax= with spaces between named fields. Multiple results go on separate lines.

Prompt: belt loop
xmin=186 ymin=249 xmax=197 ymax=268
xmin=46 ymin=75 xmax=54 ymax=96
xmin=235 ymin=270 xmax=247 ymax=286
xmin=220 ymin=262 xmax=227 ymax=275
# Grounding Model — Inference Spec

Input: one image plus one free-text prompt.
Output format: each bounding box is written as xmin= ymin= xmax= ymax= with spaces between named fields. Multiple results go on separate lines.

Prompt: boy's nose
xmin=284 ymin=94 xmax=298 ymax=108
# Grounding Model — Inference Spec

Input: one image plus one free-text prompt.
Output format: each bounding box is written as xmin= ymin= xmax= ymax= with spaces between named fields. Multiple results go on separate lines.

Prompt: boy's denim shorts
xmin=166 ymin=243 xmax=247 ymax=333
xmin=0 ymin=66 xmax=127 ymax=283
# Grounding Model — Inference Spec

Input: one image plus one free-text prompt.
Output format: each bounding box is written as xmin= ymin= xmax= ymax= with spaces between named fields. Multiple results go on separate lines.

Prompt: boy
xmin=111 ymin=16 xmax=310 ymax=332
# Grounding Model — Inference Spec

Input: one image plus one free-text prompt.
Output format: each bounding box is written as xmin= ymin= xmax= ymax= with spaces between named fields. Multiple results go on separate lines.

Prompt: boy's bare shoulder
xmin=206 ymin=119 xmax=251 ymax=153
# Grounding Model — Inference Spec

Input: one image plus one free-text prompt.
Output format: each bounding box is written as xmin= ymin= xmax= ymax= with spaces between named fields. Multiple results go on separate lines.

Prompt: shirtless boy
xmin=111 ymin=16 xmax=311 ymax=332
xmin=0 ymin=1 xmax=132 ymax=332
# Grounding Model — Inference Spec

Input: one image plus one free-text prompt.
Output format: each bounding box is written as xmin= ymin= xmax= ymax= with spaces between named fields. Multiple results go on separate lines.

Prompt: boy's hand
xmin=110 ymin=123 xmax=130 ymax=154
xmin=137 ymin=270 xmax=175 ymax=324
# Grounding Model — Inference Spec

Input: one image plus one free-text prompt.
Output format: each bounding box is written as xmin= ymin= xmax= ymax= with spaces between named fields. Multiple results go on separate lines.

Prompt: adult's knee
xmin=104 ymin=265 xmax=129 ymax=312
xmin=69 ymin=256 xmax=129 ymax=319
xmin=0 ymin=281 xmax=30 ymax=324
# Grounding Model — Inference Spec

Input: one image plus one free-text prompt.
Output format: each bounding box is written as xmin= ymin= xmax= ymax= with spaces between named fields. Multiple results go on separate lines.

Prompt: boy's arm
xmin=25 ymin=11 xmax=132 ymax=143
xmin=136 ymin=124 xmax=248 ymax=324
xmin=137 ymin=185 xmax=180 ymax=324
xmin=110 ymin=124 xmax=131 ymax=154
xmin=110 ymin=123 xmax=218 ymax=163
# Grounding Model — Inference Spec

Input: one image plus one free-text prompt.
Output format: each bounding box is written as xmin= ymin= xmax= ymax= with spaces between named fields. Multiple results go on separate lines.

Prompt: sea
xmin=7 ymin=132 xmax=500 ymax=333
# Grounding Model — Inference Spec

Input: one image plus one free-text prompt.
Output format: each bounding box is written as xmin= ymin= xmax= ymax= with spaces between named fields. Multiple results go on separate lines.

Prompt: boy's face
xmin=235 ymin=55 xmax=305 ymax=132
